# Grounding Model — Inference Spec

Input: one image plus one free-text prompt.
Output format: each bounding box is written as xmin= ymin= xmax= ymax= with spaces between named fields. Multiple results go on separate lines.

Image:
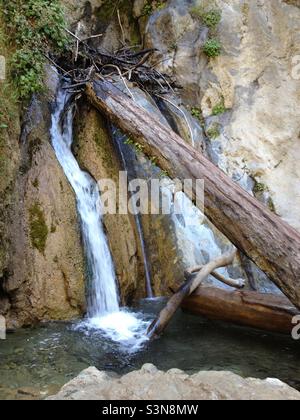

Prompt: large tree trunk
xmin=86 ymin=79 xmax=300 ymax=309
xmin=182 ymin=287 xmax=299 ymax=334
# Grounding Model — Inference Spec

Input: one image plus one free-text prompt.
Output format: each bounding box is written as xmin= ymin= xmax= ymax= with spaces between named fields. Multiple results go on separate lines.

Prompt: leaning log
xmin=86 ymin=79 xmax=300 ymax=309
xmin=147 ymin=252 xmax=237 ymax=338
xmin=182 ymin=287 xmax=300 ymax=334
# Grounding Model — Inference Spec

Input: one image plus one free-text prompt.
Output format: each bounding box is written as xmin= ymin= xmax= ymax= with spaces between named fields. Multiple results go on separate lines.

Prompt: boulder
xmin=48 ymin=364 xmax=300 ymax=400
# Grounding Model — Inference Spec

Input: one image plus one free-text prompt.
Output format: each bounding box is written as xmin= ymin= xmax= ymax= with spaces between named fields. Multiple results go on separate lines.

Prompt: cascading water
xmin=50 ymin=84 xmax=149 ymax=349
xmin=111 ymin=127 xmax=153 ymax=298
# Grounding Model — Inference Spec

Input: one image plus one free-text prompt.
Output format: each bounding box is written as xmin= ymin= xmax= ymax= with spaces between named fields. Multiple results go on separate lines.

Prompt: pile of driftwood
xmin=48 ymin=27 xmax=176 ymax=97
xmin=50 ymin=27 xmax=300 ymax=338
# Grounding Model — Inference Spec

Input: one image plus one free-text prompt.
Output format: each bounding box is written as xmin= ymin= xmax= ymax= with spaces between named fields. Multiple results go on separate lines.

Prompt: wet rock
xmin=48 ymin=365 xmax=300 ymax=400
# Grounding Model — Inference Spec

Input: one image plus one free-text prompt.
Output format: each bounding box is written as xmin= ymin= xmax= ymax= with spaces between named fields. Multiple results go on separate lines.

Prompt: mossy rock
xmin=29 ymin=202 xmax=49 ymax=254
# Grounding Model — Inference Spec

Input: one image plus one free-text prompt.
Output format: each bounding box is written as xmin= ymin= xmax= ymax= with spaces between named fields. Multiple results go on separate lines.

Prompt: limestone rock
xmin=144 ymin=0 xmax=300 ymax=231
xmin=48 ymin=365 xmax=300 ymax=400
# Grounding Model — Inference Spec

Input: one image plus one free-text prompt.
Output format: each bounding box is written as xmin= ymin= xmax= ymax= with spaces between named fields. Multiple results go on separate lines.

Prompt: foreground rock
xmin=48 ymin=365 xmax=300 ymax=400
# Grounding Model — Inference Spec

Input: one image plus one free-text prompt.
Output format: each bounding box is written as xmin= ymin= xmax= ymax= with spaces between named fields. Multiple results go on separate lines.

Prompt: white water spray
xmin=50 ymin=86 xmax=149 ymax=348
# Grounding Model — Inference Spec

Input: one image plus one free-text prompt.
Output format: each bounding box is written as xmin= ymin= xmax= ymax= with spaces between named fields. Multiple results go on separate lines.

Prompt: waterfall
xmin=50 ymin=85 xmax=149 ymax=348
xmin=111 ymin=127 xmax=153 ymax=298
xmin=51 ymin=88 xmax=119 ymax=317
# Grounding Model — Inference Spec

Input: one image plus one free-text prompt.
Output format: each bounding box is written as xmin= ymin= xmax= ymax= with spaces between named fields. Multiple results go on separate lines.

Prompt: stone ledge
xmin=48 ymin=364 xmax=300 ymax=400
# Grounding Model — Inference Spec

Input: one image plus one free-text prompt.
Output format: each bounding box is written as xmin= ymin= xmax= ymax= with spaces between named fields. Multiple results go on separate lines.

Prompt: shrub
xmin=1 ymin=0 xmax=69 ymax=99
xmin=203 ymin=38 xmax=222 ymax=57
xmin=191 ymin=7 xmax=221 ymax=30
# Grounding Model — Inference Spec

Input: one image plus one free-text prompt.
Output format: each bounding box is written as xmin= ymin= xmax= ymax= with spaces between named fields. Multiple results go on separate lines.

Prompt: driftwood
xmin=186 ymin=266 xmax=245 ymax=289
xmin=182 ymin=287 xmax=300 ymax=334
xmin=86 ymin=79 xmax=300 ymax=310
xmin=147 ymin=251 xmax=237 ymax=338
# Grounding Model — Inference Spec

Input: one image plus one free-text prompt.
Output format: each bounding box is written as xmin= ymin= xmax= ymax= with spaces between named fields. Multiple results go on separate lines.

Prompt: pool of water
xmin=1 ymin=298 xmax=300 ymax=400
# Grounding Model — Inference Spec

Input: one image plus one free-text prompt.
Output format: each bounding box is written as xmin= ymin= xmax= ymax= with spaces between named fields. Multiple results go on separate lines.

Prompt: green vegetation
xmin=212 ymin=101 xmax=226 ymax=116
xmin=191 ymin=7 xmax=221 ymax=30
xmin=29 ymin=202 xmax=49 ymax=254
xmin=203 ymin=38 xmax=222 ymax=58
xmin=206 ymin=123 xmax=220 ymax=139
xmin=190 ymin=2 xmax=222 ymax=59
xmin=191 ymin=107 xmax=202 ymax=120
xmin=142 ymin=1 xmax=166 ymax=17
xmin=124 ymin=137 xmax=145 ymax=154
xmin=253 ymin=181 xmax=267 ymax=194
xmin=1 ymin=0 xmax=68 ymax=99
xmin=159 ymin=169 xmax=170 ymax=179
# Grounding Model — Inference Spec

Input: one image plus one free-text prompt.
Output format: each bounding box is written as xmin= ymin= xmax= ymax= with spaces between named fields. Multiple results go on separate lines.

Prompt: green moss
xmin=29 ymin=202 xmax=48 ymax=254
xmin=203 ymin=38 xmax=222 ymax=57
xmin=191 ymin=107 xmax=202 ymax=120
xmin=50 ymin=223 xmax=57 ymax=234
xmin=206 ymin=124 xmax=221 ymax=139
xmin=253 ymin=181 xmax=267 ymax=194
xmin=124 ymin=137 xmax=144 ymax=154
xmin=212 ymin=101 xmax=226 ymax=116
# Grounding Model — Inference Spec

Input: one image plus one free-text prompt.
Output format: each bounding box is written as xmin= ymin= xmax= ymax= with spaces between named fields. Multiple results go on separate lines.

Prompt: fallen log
xmin=182 ymin=287 xmax=300 ymax=334
xmin=147 ymin=251 xmax=237 ymax=338
xmin=86 ymin=79 xmax=300 ymax=310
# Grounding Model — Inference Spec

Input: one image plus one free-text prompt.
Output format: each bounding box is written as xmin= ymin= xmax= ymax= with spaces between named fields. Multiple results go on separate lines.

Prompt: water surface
xmin=1 ymin=299 xmax=300 ymax=400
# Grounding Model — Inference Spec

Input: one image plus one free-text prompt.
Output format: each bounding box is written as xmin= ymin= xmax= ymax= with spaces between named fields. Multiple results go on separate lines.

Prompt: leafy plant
xmin=191 ymin=7 xmax=221 ymax=30
xmin=212 ymin=101 xmax=226 ymax=116
xmin=191 ymin=107 xmax=202 ymax=120
xmin=1 ymin=0 xmax=69 ymax=99
xmin=203 ymin=38 xmax=222 ymax=57
xmin=124 ymin=137 xmax=145 ymax=154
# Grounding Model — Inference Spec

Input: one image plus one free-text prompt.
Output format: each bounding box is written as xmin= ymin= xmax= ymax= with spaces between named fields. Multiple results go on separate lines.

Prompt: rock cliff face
xmin=139 ymin=0 xmax=300 ymax=231
xmin=0 ymin=0 xmax=147 ymax=326
xmin=1 ymin=0 xmax=300 ymax=325
xmin=1 ymin=70 xmax=86 ymax=328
